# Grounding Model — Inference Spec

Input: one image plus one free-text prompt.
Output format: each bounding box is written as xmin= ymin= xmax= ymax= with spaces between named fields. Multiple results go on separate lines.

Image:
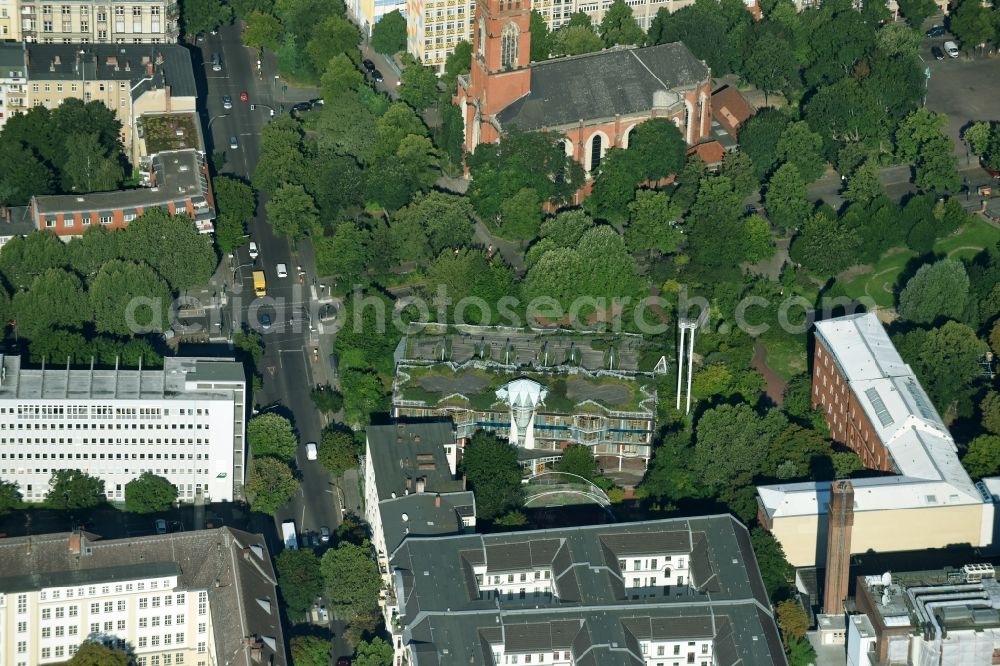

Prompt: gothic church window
xmin=501 ymin=23 xmax=518 ymax=68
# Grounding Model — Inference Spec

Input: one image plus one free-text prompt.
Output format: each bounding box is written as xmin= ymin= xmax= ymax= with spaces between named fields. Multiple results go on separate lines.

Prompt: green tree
xmin=0 ymin=141 xmax=55 ymax=206
xmin=750 ymin=526 xmax=794 ymax=602
xmin=267 ymin=183 xmax=319 ymax=240
xmin=253 ymin=115 xmax=311 ymax=192
xmin=917 ymin=322 xmax=989 ymax=414
xmin=276 ymin=548 xmax=323 ymax=618
xmin=0 ymin=480 xmax=22 ymax=514
xmin=318 ymin=427 xmax=358 ymax=476
xmin=742 ymin=33 xmax=797 ymax=105
xmin=898 ymin=259 xmax=970 ymax=324
xmin=248 ymin=413 xmax=299 ymax=462
xmin=65 ymin=641 xmax=130 ymax=666
xmin=212 ymin=176 xmax=256 ymax=255
xmin=843 ymin=160 xmax=884 ymax=205
xmin=310 ymin=385 xmax=344 ymax=414
xmin=600 ymin=0 xmax=645 ymax=47
xmin=719 ymin=149 xmax=758 ymax=199
xmin=246 ymin=457 xmax=298 ymax=516
xmin=625 ymin=189 xmax=682 ymax=255
xmin=121 ymin=209 xmax=217 ymax=291
xmin=371 ymin=9 xmax=407 ymax=54
xmin=123 ymin=472 xmax=177 ymax=513
xmin=460 ymin=430 xmax=523 ymax=520
xmin=425 ymin=248 xmax=516 ymax=323
xmin=400 ymin=56 xmax=441 ymax=110
xmin=552 ymin=25 xmax=605 ymax=56
xmin=320 ymin=541 xmax=382 ymax=611
xmin=234 ymin=328 xmax=265 ymax=367
xmin=896 ymin=0 xmax=937 ymax=27
xmin=305 ymin=15 xmax=359 ymax=73
xmin=354 ymin=637 xmax=394 ymax=666
xmin=391 ymin=191 xmax=474 ymax=262
xmin=789 ymin=212 xmax=862 ymax=277
xmin=12 ymin=269 xmax=90 ymax=340
xmin=963 ymin=435 xmax=1000 ymax=479
xmin=775 ymin=121 xmax=825 ymax=183
xmin=522 ymin=247 xmax=585 ymax=308
xmin=89 ymin=260 xmax=172 ymax=335
xmin=0 ymin=231 xmax=69 ymax=290
xmin=46 ymin=469 xmax=106 ymax=510
xmin=290 ymin=635 xmax=329 ymax=666
xmin=499 ymin=187 xmax=543 ymax=240
xmin=694 ymin=403 xmax=788 ymax=491
xmin=181 ymin=0 xmax=233 ymax=36
xmin=915 ymin=134 xmax=961 ymax=193
xmin=777 ymin=599 xmax=810 ymax=646
xmin=739 ymin=108 xmax=792 ymax=180
xmin=325 ymin=222 xmax=371 ymax=282
xmin=444 ymin=41 xmax=473 ymax=88
xmin=629 ymin=118 xmax=688 ymax=181
xmin=242 ymin=10 xmax=284 ymax=51
xmin=875 ymin=21 xmax=922 ymax=57
xmin=585 ymin=149 xmax=642 ymax=225
xmin=963 ymin=121 xmax=993 ymax=156
xmin=949 ymin=0 xmax=996 ymax=51
xmin=321 ymin=53 xmax=365 ymax=100
xmin=686 ymin=175 xmax=749 ymax=269
xmin=577 ymin=225 xmax=639 ymax=299
xmin=982 ymin=391 xmax=1000 ymax=435
xmin=765 ymin=163 xmax=812 ymax=232
xmin=529 ymin=10 xmax=552 ymax=61
xmin=62 ymin=132 xmax=125 ymax=193
xmin=557 ymin=445 xmax=598 ymax=480
xmin=340 ymin=368 xmax=387 ymax=427
xmin=745 ymin=215 xmax=775 ymax=263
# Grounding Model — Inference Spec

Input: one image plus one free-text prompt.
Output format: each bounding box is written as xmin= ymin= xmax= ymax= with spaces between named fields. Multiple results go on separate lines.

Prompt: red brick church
xmin=454 ymin=0 xmax=715 ymax=175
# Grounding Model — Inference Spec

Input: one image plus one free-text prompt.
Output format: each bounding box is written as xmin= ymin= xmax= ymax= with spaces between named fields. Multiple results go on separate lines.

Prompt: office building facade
xmin=0 ymin=355 xmax=247 ymax=503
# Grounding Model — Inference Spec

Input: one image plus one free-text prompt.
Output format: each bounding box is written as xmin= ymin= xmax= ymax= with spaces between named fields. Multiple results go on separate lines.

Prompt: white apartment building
xmin=16 ymin=0 xmax=179 ymax=44
xmin=0 ymin=41 xmax=27 ymax=126
xmin=0 ymin=355 xmax=247 ymax=504
xmin=0 ymin=528 xmax=287 ymax=666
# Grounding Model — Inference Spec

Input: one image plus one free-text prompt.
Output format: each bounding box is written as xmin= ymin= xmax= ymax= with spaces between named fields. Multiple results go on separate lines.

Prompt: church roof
xmin=496 ymin=42 xmax=709 ymax=131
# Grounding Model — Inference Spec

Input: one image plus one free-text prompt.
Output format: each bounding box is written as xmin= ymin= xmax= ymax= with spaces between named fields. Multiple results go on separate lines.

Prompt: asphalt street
xmin=195 ymin=27 xmax=343 ymax=555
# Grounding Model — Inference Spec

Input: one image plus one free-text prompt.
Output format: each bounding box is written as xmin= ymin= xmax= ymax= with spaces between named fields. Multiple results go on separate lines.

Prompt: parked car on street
xmin=320 ymin=526 xmax=330 ymax=542
xmin=222 ymin=94 xmax=232 ymax=109
xmin=155 ymin=519 xmax=167 ymax=534
xmin=362 ymin=59 xmax=376 ymax=73
xmin=926 ymin=25 xmax=946 ymax=37
xmin=248 ymin=241 xmax=259 ymax=259
xmin=371 ymin=69 xmax=384 ymax=82
xmin=229 ymin=135 xmax=239 ymax=149
xmin=932 ymin=46 xmax=945 ymax=60
xmin=944 ymin=41 xmax=960 ymax=58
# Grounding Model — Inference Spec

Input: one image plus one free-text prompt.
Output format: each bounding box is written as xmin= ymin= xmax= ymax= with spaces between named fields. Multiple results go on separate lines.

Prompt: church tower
xmin=462 ymin=0 xmax=532 ymax=150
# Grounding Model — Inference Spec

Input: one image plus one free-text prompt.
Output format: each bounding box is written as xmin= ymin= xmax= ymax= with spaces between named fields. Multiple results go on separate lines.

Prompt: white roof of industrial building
xmin=758 ymin=313 xmax=982 ymax=519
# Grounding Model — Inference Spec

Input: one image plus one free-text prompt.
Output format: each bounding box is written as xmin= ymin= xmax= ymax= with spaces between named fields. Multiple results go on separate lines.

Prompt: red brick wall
xmin=812 ymin=340 xmax=892 ymax=472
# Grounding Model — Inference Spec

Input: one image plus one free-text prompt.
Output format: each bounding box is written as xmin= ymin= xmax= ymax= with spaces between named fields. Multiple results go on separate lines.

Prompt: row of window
xmin=8 ymin=406 xmax=202 ymax=418
xmin=136 ymin=653 xmax=191 ymax=666
xmin=1 ymin=419 xmax=208 ymax=430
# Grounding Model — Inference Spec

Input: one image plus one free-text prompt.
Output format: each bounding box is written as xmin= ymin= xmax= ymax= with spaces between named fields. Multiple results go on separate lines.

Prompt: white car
xmin=276 ymin=263 xmax=288 ymax=278
xmin=944 ymin=41 xmax=959 ymax=58
xmin=306 ymin=442 xmax=317 ymax=460
xmin=248 ymin=241 xmax=258 ymax=260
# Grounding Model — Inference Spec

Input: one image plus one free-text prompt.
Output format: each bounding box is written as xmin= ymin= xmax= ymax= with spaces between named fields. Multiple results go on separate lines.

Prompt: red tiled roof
xmin=687 ymin=140 xmax=726 ymax=166
xmin=711 ymin=85 xmax=755 ymax=138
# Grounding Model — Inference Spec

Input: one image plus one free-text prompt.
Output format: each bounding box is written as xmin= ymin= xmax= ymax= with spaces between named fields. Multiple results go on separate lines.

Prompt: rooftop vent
xmin=255 ymin=597 xmax=272 ymax=614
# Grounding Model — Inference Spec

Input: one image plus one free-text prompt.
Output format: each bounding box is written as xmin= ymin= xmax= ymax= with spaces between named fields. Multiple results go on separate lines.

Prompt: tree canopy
xmin=897 ymin=259 xmax=971 ymax=324
xmin=460 ymin=431 xmax=523 ymax=520
xmin=123 ymin=472 xmax=178 ymax=513
xmin=246 ymin=457 xmax=299 ymax=516
xmin=248 ymin=413 xmax=299 ymax=462
xmin=321 ymin=541 xmax=382 ymax=612
xmin=371 ymin=9 xmax=407 ymax=54
xmin=318 ymin=427 xmax=358 ymax=477
xmin=46 ymin=470 xmax=106 ymax=510
xmin=276 ymin=548 xmax=323 ymax=619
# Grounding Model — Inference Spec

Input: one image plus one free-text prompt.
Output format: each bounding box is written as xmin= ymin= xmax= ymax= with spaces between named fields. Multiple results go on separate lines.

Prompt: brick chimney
xmin=435 ymin=493 xmax=442 ymax=508
xmin=416 ymin=477 xmax=426 ymax=494
xmin=405 ymin=477 xmax=411 ymax=492
xmin=823 ymin=480 xmax=854 ymax=615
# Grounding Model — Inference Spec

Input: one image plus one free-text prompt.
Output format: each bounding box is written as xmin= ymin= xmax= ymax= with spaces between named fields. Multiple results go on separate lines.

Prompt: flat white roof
xmin=759 ymin=313 xmax=981 ymax=518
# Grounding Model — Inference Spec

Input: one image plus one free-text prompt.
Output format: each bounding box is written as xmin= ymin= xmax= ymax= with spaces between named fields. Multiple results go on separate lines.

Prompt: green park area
xmin=840 ymin=219 xmax=1000 ymax=308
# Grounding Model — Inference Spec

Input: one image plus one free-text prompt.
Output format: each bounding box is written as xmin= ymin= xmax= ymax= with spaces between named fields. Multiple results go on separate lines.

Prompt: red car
xmin=239 ymin=91 xmax=249 ymax=103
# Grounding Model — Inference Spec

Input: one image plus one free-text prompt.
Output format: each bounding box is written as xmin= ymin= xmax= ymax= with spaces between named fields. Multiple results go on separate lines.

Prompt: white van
xmin=305 ymin=442 xmax=317 ymax=460
xmin=248 ymin=241 xmax=259 ymax=259
xmin=944 ymin=41 xmax=959 ymax=58
xmin=276 ymin=263 xmax=288 ymax=278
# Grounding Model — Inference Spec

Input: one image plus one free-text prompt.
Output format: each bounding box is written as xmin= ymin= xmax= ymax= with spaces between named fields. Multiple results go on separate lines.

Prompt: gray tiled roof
xmin=379 ymin=491 xmax=476 ymax=555
xmin=367 ymin=422 xmax=464 ymax=501
xmin=0 ymin=528 xmax=286 ymax=666
xmin=25 ymin=43 xmax=196 ymax=98
xmin=391 ymin=516 xmax=786 ymax=666
xmin=496 ymin=42 xmax=709 ymax=131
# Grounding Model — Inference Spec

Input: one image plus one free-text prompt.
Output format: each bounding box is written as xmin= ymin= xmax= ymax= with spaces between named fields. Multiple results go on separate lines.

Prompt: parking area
xmin=923 ymin=33 xmax=1000 ymax=163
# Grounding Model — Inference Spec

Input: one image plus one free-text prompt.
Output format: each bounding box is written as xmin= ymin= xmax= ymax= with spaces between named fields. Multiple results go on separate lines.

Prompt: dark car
xmin=362 ymin=59 xmax=376 ymax=73
xmin=926 ymin=25 xmax=946 ymax=37
xmin=336 ymin=660 xmax=351 ymax=666
xmin=371 ymin=69 xmax=384 ymax=83
xmin=259 ymin=312 xmax=272 ymax=330
xmin=309 ymin=98 xmax=324 ymax=109
xmin=932 ymin=46 xmax=945 ymax=60
xmin=290 ymin=101 xmax=311 ymax=116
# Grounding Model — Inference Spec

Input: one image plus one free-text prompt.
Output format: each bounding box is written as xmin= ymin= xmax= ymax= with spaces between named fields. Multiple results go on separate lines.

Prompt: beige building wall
xmin=772 ymin=503 xmax=988 ymax=568
xmin=25 ymin=78 xmax=194 ymax=163
xmin=0 ymin=0 xmax=18 ymax=39
xmin=17 ymin=0 xmax=178 ymax=44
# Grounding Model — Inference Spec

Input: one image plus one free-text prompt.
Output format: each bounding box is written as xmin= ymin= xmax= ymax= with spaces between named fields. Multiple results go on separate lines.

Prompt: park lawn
xmin=839 ymin=219 xmax=1000 ymax=309
xmin=761 ymin=333 xmax=808 ymax=381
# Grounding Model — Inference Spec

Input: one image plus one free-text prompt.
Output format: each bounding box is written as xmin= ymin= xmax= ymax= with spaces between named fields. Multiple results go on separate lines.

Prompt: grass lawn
xmin=839 ymin=219 xmax=1000 ymax=309
xmin=763 ymin=335 xmax=808 ymax=381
